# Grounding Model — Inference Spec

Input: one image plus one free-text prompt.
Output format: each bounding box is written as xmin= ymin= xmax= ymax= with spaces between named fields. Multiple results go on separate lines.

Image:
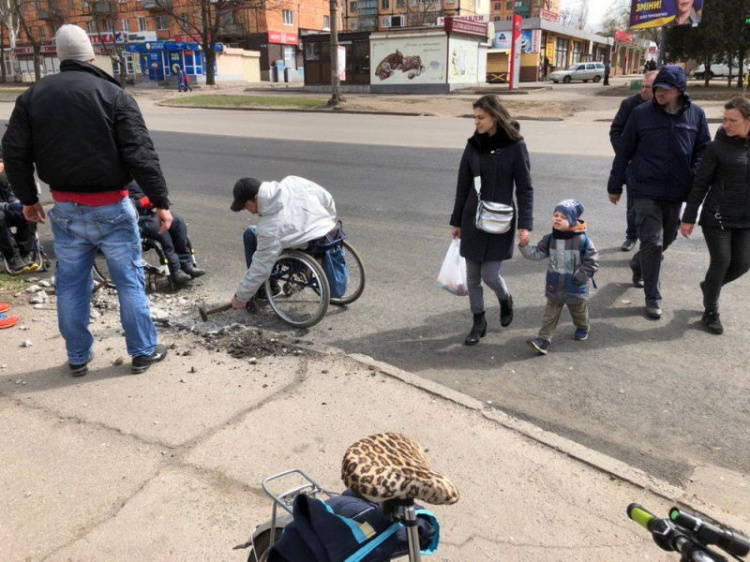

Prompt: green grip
xmin=628 ymin=504 xmax=655 ymax=530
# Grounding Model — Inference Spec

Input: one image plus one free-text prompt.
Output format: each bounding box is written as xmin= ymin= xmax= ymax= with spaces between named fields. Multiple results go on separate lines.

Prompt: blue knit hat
xmin=555 ymin=199 xmax=585 ymax=226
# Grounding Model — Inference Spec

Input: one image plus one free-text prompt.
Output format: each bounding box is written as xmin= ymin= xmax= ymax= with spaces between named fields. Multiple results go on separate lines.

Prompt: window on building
xmin=555 ymin=38 xmax=569 ymax=68
xmin=323 ymin=15 xmax=330 ymax=29
xmin=138 ymin=16 xmax=147 ymax=31
xmin=283 ymin=45 xmax=296 ymax=70
xmin=122 ymin=19 xmax=130 ymax=32
xmin=105 ymin=20 xmax=114 ymax=32
xmin=85 ymin=21 xmax=93 ymax=33
xmin=157 ymin=15 xmax=169 ymax=30
xmin=350 ymin=1 xmax=358 ymax=12
xmin=40 ymin=27 xmax=46 ymax=41
xmin=305 ymin=42 xmax=320 ymax=61
xmin=397 ymin=0 xmax=405 ymax=8
xmin=381 ymin=0 xmax=389 ymax=10
xmin=282 ymin=9 xmax=294 ymax=25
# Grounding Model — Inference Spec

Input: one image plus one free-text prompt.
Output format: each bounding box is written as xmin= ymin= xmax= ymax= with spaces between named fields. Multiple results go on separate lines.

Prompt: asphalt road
xmin=130 ymin=128 xmax=750 ymax=486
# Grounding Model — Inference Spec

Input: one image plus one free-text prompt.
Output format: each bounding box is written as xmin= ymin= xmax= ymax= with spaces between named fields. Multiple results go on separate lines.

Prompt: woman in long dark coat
xmin=681 ymin=96 xmax=750 ymax=335
xmin=450 ymin=95 xmax=534 ymax=345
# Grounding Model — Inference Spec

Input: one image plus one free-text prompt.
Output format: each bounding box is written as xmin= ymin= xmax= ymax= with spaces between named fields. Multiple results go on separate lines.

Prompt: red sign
xmin=509 ymin=15 xmax=523 ymax=90
xmin=541 ymin=9 xmax=560 ymax=22
xmin=615 ymin=30 xmax=635 ymax=44
xmin=14 ymin=44 xmax=57 ymax=55
xmin=267 ymin=31 xmax=299 ymax=45
xmin=175 ymin=34 xmax=203 ymax=44
xmin=444 ymin=17 xmax=488 ymax=38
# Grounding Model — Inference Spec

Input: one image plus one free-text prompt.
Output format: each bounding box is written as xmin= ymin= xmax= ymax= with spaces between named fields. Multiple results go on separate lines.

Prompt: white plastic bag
xmin=437 ymin=239 xmax=468 ymax=296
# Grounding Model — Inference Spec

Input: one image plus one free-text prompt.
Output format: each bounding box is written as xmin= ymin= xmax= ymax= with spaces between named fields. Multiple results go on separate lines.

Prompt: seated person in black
xmin=0 ymin=150 xmax=37 ymax=274
xmin=128 ymin=181 xmax=205 ymax=285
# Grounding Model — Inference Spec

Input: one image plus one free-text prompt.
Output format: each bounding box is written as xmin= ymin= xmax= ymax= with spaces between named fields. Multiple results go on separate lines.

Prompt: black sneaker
xmin=499 ymin=294 xmax=514 ymax=327
xmin=170 ymin=269 xmax=192 ymax=285
xmin=621 ymin=239 xmax=637 ymax=252
xmin=6 ymin=252 xmax=27 ymax=275
xmin=131 ymin=344 xmax=168 ymax=374
xmin=702 ymin=311 xmax=723 ymax=335
xmin=632 ymin=271 xmax=645 ymax=289
xmin=70 ymin=351 xmax=95 ymax=377
xmin=184 ymin=266 xmax=206 ymax=279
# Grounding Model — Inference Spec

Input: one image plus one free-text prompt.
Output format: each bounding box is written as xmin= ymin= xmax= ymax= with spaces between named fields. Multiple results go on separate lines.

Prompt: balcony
xmin=92 ymin=1 xmax=114 ymax=14
xmin=141 ymin=0 xmax=171 ymax=10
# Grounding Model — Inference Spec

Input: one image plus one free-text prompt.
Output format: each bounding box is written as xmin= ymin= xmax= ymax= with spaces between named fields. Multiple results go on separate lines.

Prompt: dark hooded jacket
xmin=607 ymin=65 xmax=711 ymax=203
xmin=683 ymin=128 xmax=750 ymax=229
xmin=449 ymin=129 xmax=534 ymax=262
xmin=1 ymin=60 xmax=169 ymax=208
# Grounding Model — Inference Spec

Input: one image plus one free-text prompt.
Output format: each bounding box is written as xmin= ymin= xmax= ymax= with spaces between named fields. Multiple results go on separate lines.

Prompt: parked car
xmin=549 ymin=62 xmax=605 ymax=84
xmin=693 ymin=61 xmax=750 ymax=80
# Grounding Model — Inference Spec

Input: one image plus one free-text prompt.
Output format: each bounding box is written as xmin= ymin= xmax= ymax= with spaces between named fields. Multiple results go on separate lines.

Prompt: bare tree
xmin=560 ymin=0 xmax=590 ymax=30
xmin=13 ymin=0 xmax=42 ymax=81
xmin=150 ymin=0 xmax=278 ymax=86
xmin=328 ymin=0 xmax=344 ymax=107
xmin=88 ymin=0 xmax=127 ymax=84
xmin=404 ymin=0 xmax=441 ymax=27
xmin=0 ymin=0 xmax=23 ymax=80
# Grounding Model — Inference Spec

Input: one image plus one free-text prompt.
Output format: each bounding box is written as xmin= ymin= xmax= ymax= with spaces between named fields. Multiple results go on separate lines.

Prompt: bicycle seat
xmin=341 ymin=433 xmax=459 ymax=506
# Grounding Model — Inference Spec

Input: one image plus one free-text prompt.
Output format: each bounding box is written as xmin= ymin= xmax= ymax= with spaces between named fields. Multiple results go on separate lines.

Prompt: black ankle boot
xmin=500 ymin=294 xmax=514 ymax=327
xmin=702 ymin=310 xmax=724 ymax=335
xmin=464 ymin=312 xmax=487 ymax=346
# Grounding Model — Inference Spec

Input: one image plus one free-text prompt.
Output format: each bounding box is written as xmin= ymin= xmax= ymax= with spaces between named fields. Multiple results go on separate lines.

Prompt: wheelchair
xmin=92 ymin=232 xmax=198 ymax=293
xmin=259 ymin=226 xmax=365 ymax=329
xmin=1 ymin=230 xmax=51 ymax=274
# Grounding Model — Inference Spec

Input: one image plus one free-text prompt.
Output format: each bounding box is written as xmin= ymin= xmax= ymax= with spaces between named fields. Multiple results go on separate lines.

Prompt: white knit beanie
xmin=55 ymin=24 xmax=95 ymax=63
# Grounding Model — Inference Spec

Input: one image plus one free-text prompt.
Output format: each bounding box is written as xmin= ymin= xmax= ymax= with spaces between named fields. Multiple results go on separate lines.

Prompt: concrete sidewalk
xmin=0 ymin=299 xmax=747 ymax=561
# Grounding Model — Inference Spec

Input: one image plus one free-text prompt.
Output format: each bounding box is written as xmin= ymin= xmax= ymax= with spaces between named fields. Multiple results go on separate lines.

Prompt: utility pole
xmin=328 ymin=0 xmax=344 ymax=107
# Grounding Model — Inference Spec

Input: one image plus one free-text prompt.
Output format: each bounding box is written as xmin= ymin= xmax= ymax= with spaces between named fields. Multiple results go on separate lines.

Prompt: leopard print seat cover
xmin=341 ymin=433 xmax=459 ymax=505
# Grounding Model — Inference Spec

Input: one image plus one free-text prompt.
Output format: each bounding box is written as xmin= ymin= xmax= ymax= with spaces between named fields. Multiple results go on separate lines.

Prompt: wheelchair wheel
xmin=266 ymin=250 xmax=330 ymax=328
xmin=329 ymin=241 xmax=366 ymax=307
xmin=246 ymin=527 xmax=284 ymax=562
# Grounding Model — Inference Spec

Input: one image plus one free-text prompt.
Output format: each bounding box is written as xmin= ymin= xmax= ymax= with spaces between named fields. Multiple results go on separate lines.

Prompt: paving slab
xmin=0 ymin=402 xmax=162 ymax=561
xmin=188 ymin=356 xmax=674 ymax=561
xmin=47 ymin=467 xmax=266 ymax=562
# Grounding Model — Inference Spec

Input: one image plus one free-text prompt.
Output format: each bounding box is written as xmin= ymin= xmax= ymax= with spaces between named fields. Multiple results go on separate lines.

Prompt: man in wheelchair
xmin=0 ymin=149 xmax=37 ymax=274
xmin=230 ymin=176 xmax=337 ymax=309
xmin=128 ymin=181 xmax=205 ymax=285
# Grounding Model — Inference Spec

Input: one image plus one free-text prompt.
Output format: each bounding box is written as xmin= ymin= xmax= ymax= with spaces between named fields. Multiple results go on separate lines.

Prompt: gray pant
xmin=466 ymin=259 xmax=509 ymax=314
xmin=629 ymin=198 xmax=682 ymax=308
xmin=538 ymin=300 xmax=589 ymax=342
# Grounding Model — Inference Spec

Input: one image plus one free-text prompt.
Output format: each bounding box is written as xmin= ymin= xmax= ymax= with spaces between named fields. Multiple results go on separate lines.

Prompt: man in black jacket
xmin=607 ymin=65 xmax=711 ymax=319
xmin=609 ymin=70 xmax=657 ymax=252
xmin=2 ymin=24 xmax=171 ymax=376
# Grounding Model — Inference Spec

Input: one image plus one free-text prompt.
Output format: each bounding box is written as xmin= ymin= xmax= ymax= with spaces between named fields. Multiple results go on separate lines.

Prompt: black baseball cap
xmin=230 ymin=177 xmax=262 ymax=212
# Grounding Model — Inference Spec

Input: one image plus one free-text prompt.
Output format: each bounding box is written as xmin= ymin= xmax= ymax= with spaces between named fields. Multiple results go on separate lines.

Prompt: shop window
xmin=283 ymin=45 xmax=296 ymax=70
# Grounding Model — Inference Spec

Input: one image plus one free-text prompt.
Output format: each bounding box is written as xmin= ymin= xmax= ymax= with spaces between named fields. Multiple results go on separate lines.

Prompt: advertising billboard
xmin=370 ymin=36 xmax=447 ymax=85
xmin=629 ymin=0 xmax=703 ymax=30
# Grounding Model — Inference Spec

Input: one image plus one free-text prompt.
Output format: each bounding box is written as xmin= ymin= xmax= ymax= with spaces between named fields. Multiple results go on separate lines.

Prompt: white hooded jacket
xmin=236 ymin=176 xmax=337 ymax=302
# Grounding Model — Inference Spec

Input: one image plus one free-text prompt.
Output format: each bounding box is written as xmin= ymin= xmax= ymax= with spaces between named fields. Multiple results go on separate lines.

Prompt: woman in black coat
xmin=450 ymin=95 xmax=534 ymax=345
xmin=681 ymin=96 xmax=750 ymax=335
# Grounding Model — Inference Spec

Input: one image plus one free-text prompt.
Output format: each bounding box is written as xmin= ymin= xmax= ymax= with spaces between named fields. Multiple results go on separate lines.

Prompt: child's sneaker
xmin=0 ymin=303 xmax=10 ymax=314
xmin=574 ymin=327 xmax=589 ymax=341
xmin=0 ymin=313 xmax=20 ymax=329
xmin=527 ymin=338 xmax=550 ymax=355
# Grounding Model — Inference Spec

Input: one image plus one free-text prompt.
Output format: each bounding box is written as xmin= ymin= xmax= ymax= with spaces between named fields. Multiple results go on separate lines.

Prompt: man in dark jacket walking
xmin=2 ymin=24 xmax=171 ymax=376
xmin=607 ymin=65 xmax=711 ymax=319
xmin=609 ymin=70 xmax=657 ymax=251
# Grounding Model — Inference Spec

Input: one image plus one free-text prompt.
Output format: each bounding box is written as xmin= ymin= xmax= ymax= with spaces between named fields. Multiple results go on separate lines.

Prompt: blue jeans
xmin=243 ymin=226 xmax=257 ymax=268
xmin=48 ymin=199 xmax=158 ymax=363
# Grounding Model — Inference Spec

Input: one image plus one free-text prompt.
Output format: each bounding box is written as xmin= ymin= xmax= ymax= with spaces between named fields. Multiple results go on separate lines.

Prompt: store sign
xmin=630 ymin=0 xmax=704 ymax=30
xmin=521 ymin=29 xmax=542 ymax=53
xmin=494 ymin=31 xmax=512 ymax=50
xmin=267 ymin=31 xmax=299 ymax=45
xmin=174 ymin=34 xmax=200 ymax=44
xmin=14 ymin=44 xmax=57 ymax=55
xmin=444 ymin=17 xmax=488 ymax=38
xmin=127 ymin=31 xmax=158 ymax=43
xmin=541 ymin=9 xmax=560 ymax=22
xmin=615 ymin=30 xmax=635 ymax=43
xmin=337 ymin=45 xmax=346 ymax=81
xmin=510 ymin=15 xmax=522 ymax=90
xmin=437 ymin=15 xmax=489 ymax=26
xmin=89 ymin=31 xmax=125 ymax=45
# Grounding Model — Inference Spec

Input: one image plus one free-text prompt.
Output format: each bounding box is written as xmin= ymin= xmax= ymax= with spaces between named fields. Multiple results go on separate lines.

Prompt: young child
xmin=519 ymin=199 xmax=599 ymax=355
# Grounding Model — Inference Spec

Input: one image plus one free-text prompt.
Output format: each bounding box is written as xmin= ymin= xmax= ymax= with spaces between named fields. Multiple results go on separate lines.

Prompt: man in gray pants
xmin=607 ymin=65 xmax=710 ymax=319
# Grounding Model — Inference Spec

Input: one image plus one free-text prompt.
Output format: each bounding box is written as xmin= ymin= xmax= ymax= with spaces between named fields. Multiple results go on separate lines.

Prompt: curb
xmin=155 ymin=101 xmax=432 ymax=118
xmin=299 ymin=344 xmax=746 ymax=530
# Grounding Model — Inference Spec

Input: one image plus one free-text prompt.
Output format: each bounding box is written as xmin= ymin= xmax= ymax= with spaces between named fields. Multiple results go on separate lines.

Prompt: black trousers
xmin=0 ymin=202 xmax=36 ymax=259
xmin=701 ymin=226 xmax=750 ymax=312
xmin=139 ymin=213 xmax=192 ymax=272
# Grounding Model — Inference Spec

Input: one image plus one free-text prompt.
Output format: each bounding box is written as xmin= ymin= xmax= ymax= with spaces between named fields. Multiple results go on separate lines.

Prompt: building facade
xmin=6 ymin=0 xmax=330 ymax=82
xmin=491 ymin=0 xmax=560 ymax=23
xmin=343 ymin=0 xmax=489 ymax=32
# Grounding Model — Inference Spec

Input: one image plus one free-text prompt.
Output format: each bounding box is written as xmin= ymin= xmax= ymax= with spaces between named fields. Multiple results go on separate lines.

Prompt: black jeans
xmin=629 ymin=198 xmax=682 ymax=308
xmin=701 ymin=226 xmax=750 ymax=312
xmin=0 ymin=202 xmax=36 ymax=259
xmin=139 ymin=213 xmax=192 ymax=272
xmin=624 ymin=171 xmax=638 ymax=241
